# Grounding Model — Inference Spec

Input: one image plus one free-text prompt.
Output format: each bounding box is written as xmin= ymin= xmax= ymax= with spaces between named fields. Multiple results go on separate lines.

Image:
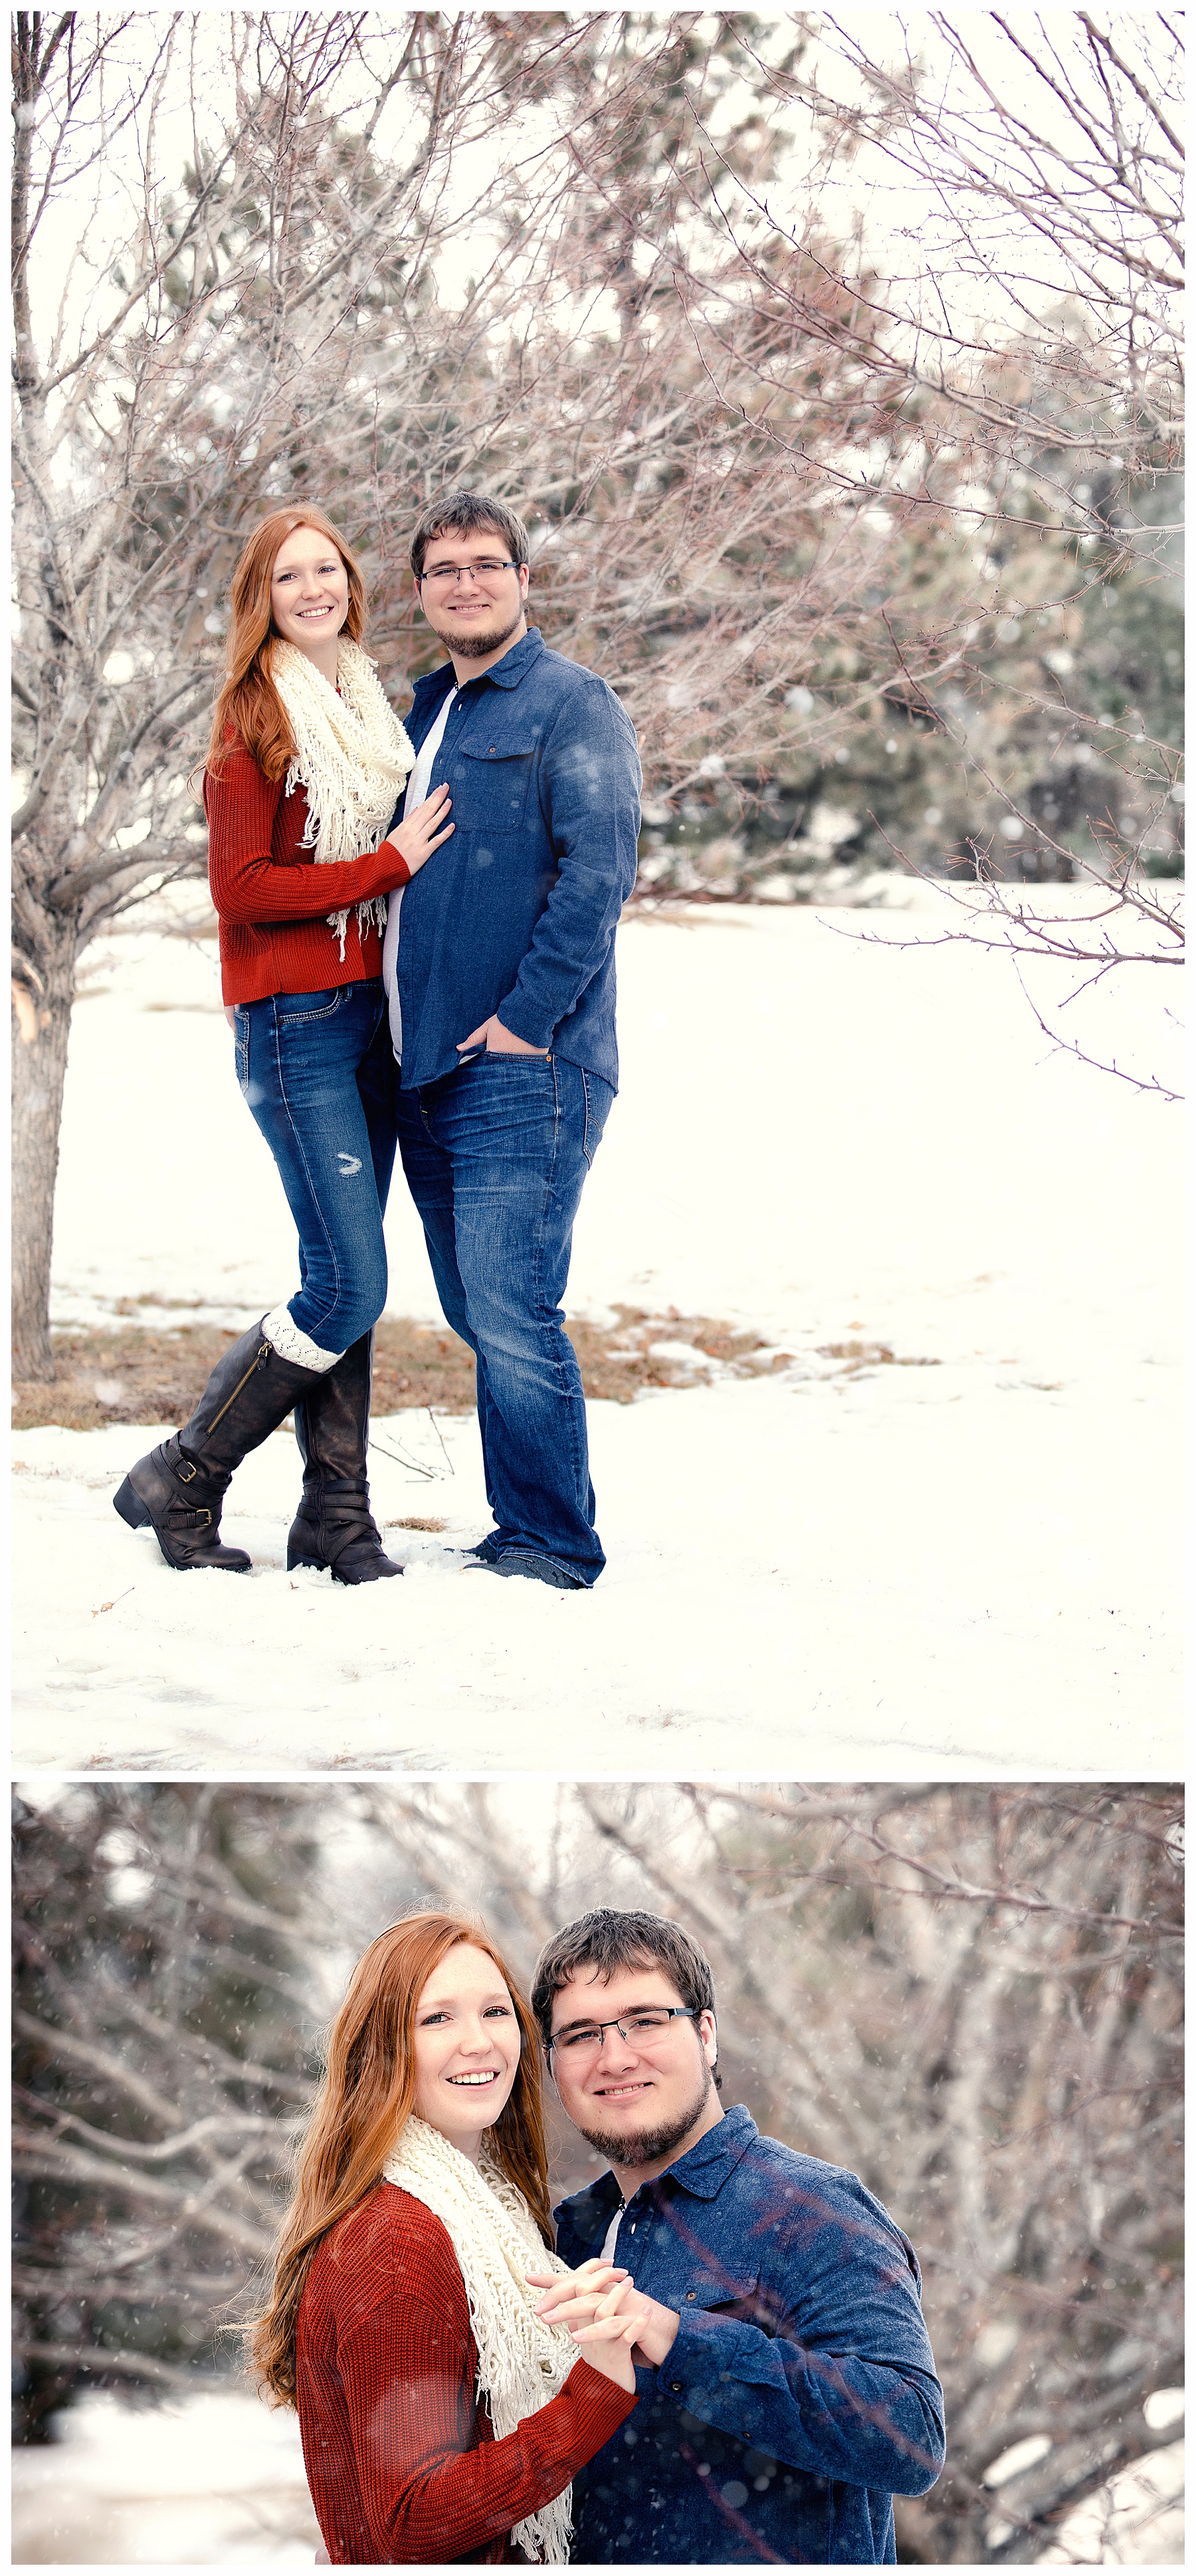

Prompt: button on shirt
xmin=381 ymin=686 xmax=456 ymax=1062
xmin=553 ymin=2104 xmax=945 ymax=2565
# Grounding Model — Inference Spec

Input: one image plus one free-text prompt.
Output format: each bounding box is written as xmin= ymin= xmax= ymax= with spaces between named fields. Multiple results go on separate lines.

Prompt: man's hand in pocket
xmin=456 ymin=1014 xmax=548 ymax=1056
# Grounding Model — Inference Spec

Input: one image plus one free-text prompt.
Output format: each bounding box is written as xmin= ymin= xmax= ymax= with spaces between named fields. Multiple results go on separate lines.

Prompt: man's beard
xmin=439 ymin=603 xmax=525 ymax=661
xmin=573 ymin=2061 xmax=713 ymax=2169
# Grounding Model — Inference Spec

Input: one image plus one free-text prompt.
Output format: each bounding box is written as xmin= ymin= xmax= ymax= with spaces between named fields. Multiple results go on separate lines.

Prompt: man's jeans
xmin=395 ymin=1052 xmax=613 ymax=1586
xmin=235 ymin=981 xmax=395 ymax=1356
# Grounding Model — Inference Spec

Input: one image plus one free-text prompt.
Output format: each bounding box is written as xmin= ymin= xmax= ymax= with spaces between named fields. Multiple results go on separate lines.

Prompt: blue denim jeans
xmin=395 ymin=1052 xmax=613 ymax=1585
xmin=235 ymin=981 xmax=395 ymax=1356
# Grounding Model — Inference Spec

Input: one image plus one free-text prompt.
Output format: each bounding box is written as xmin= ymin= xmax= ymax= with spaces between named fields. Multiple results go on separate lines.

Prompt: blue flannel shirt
xmin=387 ymin=628 xmax=641 ymax=1092
xmin=554 ymin=2105 xmax=945 ymax=2565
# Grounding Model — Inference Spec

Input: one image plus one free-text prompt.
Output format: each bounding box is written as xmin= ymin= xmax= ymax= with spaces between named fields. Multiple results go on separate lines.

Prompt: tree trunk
xmin=11 ymin=939 xmax=75 ymax=1382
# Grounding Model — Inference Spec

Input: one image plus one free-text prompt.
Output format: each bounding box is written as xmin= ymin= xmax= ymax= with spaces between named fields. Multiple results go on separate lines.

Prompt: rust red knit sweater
xmin=205 ymin=737 xmax=413 ymax=1006
xmin=295 ymin=2185 xmax=637 ymax=2566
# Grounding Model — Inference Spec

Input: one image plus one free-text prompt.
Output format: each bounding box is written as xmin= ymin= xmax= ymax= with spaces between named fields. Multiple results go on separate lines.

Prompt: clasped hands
xmin=526 ymin=2258 xmax=680 ymax=2370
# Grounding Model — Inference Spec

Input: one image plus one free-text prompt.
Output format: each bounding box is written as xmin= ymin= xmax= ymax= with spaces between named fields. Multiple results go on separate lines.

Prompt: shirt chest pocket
xmin=678 ymin=2265 xmax=769 ymax=2326
xmin=675 ymin=2266 xmax=791 ymax=2397
xmin=451 ymin=738 xmax=539 ymax=837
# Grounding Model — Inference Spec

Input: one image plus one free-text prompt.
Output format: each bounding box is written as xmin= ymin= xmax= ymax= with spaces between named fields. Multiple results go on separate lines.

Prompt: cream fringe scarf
xmin=272 ymin=636 xmax=415 ymax=961
xmin=383 ymin=2115 xmax=579 ymax=2563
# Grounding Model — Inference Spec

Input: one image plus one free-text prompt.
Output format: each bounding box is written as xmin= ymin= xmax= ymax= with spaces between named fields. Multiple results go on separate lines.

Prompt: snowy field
xmin=11 ymin=2386 xmax=1183 ymax=2565
xmin=11 ymin=2391 xmax=320 ymax=2566
xmin=12 ymin=896 xmax=1183 ymax=1773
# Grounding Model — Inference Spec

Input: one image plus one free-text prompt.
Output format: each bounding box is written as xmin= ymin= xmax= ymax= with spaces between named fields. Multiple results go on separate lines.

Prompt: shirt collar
xmin=559 ymin=2167 xmax=623 ymax=2245
xmin=641 ymin=2102 xmax=759 ymax=2201
xmin=480 ymin=626 xmax=544 ymax=687
xmin=410 ymin=626 xmax=544 ymax=701
xmin=571 ymin=2105 xmax=759 ymax=2225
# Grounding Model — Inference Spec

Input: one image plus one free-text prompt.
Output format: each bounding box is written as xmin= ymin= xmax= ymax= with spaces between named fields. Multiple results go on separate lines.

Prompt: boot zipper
xmin=206 ymin=1339 xmax=270 ymax=1435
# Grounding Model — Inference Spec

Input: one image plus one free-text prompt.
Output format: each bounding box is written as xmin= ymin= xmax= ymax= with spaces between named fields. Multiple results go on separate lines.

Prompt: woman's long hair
xmin=249 ymin=1910 xmax=554 ymax=2407
xmin=207 ymin=506 xmax=367 ymax=781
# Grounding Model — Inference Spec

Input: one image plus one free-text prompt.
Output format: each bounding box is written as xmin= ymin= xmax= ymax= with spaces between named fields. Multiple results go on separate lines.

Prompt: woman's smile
xmin=268 ymin=521 xmax=351 ymax=672
xmin=412 ymin=1942 xmax=523 ymax=2158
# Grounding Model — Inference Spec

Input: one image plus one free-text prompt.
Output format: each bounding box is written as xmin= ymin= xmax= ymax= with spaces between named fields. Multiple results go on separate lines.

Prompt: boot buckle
xmin=177 ymin=1458 xmax=199 ymax=1483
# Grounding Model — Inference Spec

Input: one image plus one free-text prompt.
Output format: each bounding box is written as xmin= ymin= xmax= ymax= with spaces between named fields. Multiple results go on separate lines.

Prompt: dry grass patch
xmin=13 ymin=1308 xmax=795 ymax=1432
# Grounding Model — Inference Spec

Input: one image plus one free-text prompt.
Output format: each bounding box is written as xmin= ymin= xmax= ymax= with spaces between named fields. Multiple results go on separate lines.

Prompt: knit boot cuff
xmin=262 ymin=1305 xmax=344 ymax=1374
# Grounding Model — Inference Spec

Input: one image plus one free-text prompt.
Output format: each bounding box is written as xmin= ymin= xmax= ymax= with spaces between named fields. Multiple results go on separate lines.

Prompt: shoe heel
xmin=286 ymin=1543 xmax=324 ymax=1573
xmin=114 ymin=1477 xmax=151 ymax=1530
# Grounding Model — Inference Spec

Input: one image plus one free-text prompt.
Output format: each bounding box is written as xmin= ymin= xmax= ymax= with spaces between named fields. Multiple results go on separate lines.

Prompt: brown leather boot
xmin=114 ymin=1321 xmax=330 ymax=1572
xmin=286 ymin=1330 xmax=403 ymax=1584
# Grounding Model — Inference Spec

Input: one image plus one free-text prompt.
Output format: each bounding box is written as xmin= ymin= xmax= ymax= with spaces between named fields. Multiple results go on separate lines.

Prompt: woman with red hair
xmin=114 ymin=509 xmax=453 ymax=1582
xmin=252 ymin=1910 xmax=641 ymax=2565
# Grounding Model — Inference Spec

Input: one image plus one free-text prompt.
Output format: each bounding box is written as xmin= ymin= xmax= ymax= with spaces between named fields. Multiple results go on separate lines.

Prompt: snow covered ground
xmin=11 ymin=2386 xmax=1183 ymax=2565
xmin=11 ymin=2390 xmax=320 ymax=2565
xmin=12 ymin=896 xmax=1183 ymax=1772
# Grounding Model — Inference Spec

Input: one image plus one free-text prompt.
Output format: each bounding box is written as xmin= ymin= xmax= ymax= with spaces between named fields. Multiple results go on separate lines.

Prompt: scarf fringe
xmin=326 ymin=897 xmax=389 ymax=964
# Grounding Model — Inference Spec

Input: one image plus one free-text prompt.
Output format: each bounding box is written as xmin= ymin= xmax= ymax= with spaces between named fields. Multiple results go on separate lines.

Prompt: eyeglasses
xmin=548 ymin=2007 xmax=698 ymax=2058
xmin=419 ymin=559 xmax=520 ymax=587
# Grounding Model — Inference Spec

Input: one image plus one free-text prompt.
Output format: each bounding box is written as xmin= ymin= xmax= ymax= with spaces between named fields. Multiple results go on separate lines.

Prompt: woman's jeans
xmin=395 ymin=1053 xmax=613 ymax=1587
xmin=235 ymin=981 xmax=395 ymax=1356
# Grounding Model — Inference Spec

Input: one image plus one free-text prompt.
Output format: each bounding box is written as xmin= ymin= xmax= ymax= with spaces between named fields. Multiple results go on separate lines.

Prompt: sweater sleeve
xmin=204 ymin=741 xmax=410 ymax=924
xmin=338 ymin=2289 xmax=637 ymax=2564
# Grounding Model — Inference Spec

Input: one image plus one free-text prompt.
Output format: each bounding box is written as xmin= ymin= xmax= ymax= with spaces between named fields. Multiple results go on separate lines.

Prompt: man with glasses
xmin=527 ymin=1909 xmax=945 ymax=2564
xmin=381 ymin=490 xmax=641 ymax=1590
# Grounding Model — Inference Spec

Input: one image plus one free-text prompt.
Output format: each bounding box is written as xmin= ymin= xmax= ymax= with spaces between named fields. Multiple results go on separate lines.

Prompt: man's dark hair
xmin=409 ymin=489 xmax=530 ymax=583
xmin=531 ymin=1910 xmax=720 ymax=2088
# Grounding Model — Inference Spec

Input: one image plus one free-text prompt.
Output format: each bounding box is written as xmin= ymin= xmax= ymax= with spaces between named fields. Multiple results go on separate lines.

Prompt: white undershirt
xmin=381 ymin=684 xmax=456 ymax=1062
xmin=599 ymin=2205 xmax=624 ymax=2266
